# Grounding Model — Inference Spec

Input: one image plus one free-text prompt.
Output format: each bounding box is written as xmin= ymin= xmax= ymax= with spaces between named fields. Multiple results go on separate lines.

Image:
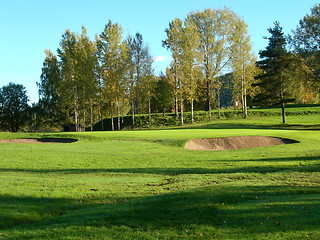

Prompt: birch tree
xmin=180 ymin=16 xmax=201 ymax=123
xmin=77 ymin=27 xmax=99 ymax=130
xmin=291 ymin=4 xmax=320 ymax=92
xmin=163 ymin=18 xmax=185 ymax=124
xmin=189 ymin=8 xmax=243 ymax=119
xmin=57 ymin=29 xmax=81 ymax=131
xmin=37 ymin=49 xmax=63 ymax=126
xmin=97 ymin=20 xmax=127 ymax=130
xmin=127 ymin=33 xmax=154 ymax=127
xmin=230 ymin=20 xmax=257 ymax=118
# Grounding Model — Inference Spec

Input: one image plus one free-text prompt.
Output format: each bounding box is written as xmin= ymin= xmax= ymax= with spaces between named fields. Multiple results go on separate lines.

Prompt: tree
xmin=97 ymin=20 xmax=128 ymax=131
xmin=57 ymin=29 xmax=81 ymax=131
xmin=164 ymin=17 xmax=201 ymax=124
xmin=291 ymin=4 xmax=320 ymax=92
xmin=255 ymin=22 xmax=296 ymax=124
xmin=0 ymin=83 xmax=30 ymax=132
xmin=151 ymin=73 xmax=174 ymax=115
xmin=37 ymin=49 xmax=64 ymax=128
xmin=163 ymin=18 xmax=185 ymax=124
xmin=189 ymin=8 xmax=243 ymax=119
xmin=139 ymin=47 xmax=155 ymax=126
xmin=291 ymin=4 xmax=320 ymax=54
xmin=180 ymin=16 xmax=201 ymax=123
xmin=127 ymin=33 xmax=154 ymax=127
xmin=77 ymin=27 xmax=99 ymax=131
xmin=230 ymin=19 xmax=257 ymax=118
xmin=165 ymin=66 xmax=180 ymax=118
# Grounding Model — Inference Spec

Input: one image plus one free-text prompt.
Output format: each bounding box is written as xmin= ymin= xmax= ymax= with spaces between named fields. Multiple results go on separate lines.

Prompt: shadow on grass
xmin=1 ymin=155 xmax=319 ymax=175
xmin=0 ymin=195 xmax=77 ymax=229
xmin=2 ymin=185 xmax=320 ymax=239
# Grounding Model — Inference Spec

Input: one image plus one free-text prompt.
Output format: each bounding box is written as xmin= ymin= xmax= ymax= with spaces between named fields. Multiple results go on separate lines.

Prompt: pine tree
xmin=255 ymin=22 xmax=295 ymax=124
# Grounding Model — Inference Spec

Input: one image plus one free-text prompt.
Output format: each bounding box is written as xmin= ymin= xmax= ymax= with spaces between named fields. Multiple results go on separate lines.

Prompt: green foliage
xmin=0 ymin=82 xmax=30 ymax=132
xmin=37 ymin=49 xmax=66 ymax=130
xmin=97 ymin=20 xmax=128 ymax=131
xmin=33 ymin=6 xmax=320 ymax=131
xmin=230 ymin=19 xmax=257 ymax=118
xmin=57 ymin=27 xmax=99 ymax=131
xmin=126 ymin=33 xmax=155 ymax=128
xmin=255 ymin=22 xmax=299 ymax=123
xmin=151 ymin=74 xmax=174 ymax=114
xmin=291 ymin=4 xmax=320 ymax=53
xmin=291 ymin=4 xmax=320 ymax=92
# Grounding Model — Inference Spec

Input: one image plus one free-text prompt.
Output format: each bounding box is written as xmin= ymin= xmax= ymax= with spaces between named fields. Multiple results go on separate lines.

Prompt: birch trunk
xmin=110 ymin=100 xmax=114 ymax=131
xmin=148 ymin=94 xmax=152 ymax=127
xmin=117 ymin=98 xmax=121 ymax=130
xmin=131 ymin=97 xmax=135 ymax=129
xmin=191 ymin=98 xmax=194 ymax=123
xmin=74 ymin=94 xmax=79 ymax=132
xmin=90 ymin=99 xmax=93 ymax=131
xmin=180 ymin=95 xmax=184 ymax=125
xmin=217 ymin=89 xmax=221 ymax=119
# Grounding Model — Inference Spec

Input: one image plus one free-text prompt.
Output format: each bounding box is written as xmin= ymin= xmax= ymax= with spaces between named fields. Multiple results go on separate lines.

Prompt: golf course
xmin=0 ymin=112 xmax=319 ymax=239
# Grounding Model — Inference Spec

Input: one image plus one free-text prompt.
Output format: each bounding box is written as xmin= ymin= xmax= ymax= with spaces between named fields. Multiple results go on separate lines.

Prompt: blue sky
xmin=0 ymin=0 xmax=318 ymax=103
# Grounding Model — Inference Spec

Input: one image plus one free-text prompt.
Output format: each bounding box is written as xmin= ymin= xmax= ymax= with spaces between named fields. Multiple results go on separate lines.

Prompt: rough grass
xmin=0 ymin=114 xmax=320 ymax=239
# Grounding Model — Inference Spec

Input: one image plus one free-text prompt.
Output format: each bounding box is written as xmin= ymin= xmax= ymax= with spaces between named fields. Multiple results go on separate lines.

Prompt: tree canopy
xmin=0 ymin=83 xmax=30 ymax=132
xmin=2 ymin=5 xmax=320 ymax=132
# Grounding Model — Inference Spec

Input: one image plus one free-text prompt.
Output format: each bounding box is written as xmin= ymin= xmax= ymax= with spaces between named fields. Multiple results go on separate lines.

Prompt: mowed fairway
xmin=0 ymin=117 xmax=320 ymax=239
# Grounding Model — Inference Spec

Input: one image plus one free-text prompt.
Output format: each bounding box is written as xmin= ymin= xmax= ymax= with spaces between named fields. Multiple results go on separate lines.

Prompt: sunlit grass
xmin=0 ymin=115 xmax=319 ymax=239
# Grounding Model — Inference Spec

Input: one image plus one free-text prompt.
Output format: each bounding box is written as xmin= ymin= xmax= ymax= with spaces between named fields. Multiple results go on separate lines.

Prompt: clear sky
xmin=0 ymin=0 xmax=318 ymax=103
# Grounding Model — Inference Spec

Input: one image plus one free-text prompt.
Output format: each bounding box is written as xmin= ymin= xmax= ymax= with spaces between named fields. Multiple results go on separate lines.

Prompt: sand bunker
xmin=185 ymin=136 xmax=298 ymax=151
xmin=0 ymin=138 xmax=78 ymax=144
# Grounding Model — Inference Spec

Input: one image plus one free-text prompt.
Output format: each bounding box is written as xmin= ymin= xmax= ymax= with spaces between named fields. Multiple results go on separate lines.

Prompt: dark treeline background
xmin=0 ymin=5 xmax=319 ymax=132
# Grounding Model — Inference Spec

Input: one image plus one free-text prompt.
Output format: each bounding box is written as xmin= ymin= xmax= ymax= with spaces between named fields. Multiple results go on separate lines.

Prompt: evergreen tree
xmin=255 ymin=22 xmax=296 ymax=124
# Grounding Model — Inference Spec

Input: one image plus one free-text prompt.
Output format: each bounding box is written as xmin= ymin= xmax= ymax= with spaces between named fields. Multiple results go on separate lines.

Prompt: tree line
xmin=1 ymin=5 xmax=319 ymax=132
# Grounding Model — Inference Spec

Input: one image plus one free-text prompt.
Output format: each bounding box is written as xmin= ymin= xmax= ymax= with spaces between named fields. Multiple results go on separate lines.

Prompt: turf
xmin=0 ymin=115 xmax=319 ymax=239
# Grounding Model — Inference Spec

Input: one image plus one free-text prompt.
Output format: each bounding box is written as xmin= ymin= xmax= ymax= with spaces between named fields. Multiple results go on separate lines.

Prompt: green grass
xmin=0 ymin=114 xmax=320 ymax=239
